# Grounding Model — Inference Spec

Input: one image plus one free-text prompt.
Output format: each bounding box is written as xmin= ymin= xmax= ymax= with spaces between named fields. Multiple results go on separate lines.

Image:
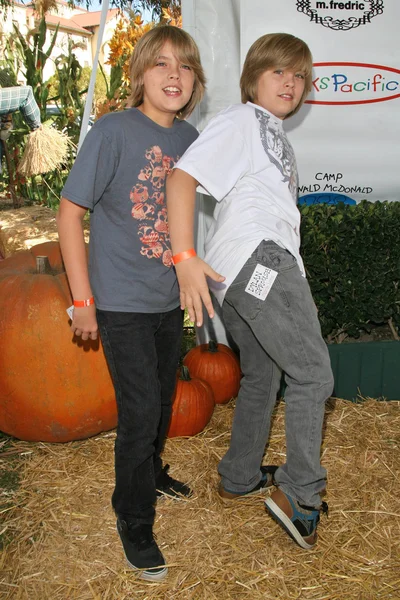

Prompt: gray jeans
xmin=220 ymin=240 xmax=334 ymax=507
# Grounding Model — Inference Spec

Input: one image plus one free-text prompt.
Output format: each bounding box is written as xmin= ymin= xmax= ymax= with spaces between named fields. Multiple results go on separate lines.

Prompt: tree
xmin=131 ymin=0 xmax=181 ymax=22
xmin=0 ymin=0 xmax=181 ymax=20
xmin=91 ymin=1 xmax=181 ymax=21
xmin=107 ymin=12 xmax=153 ymax=83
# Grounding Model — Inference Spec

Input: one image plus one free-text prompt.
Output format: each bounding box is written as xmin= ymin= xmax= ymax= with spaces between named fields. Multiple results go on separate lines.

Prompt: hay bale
xmin=1 ymin=398 xmax=399 ymax=599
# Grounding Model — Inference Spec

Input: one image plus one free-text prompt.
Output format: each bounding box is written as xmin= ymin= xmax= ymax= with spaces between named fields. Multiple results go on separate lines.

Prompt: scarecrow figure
xmin=0 ymin=73 xmax=70 ymax=181
xmin=0 ymin=85 xmax=41 ymax=132
xmin=0 ymin=85 xmax=41 ymax=175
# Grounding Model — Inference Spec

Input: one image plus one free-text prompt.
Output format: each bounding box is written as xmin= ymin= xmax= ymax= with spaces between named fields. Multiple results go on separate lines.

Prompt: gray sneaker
xmin=218 ymin=465 xmax=278 ymax=500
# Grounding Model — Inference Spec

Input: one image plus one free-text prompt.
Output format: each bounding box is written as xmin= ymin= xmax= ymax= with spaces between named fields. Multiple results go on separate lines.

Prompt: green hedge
xmin=300 ymin=201 xmax=400 ymax=341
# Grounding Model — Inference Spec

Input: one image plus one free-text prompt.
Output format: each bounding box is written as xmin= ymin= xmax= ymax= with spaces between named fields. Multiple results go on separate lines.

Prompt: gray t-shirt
xmin=62 ymin=108 xmax=198 ymax=312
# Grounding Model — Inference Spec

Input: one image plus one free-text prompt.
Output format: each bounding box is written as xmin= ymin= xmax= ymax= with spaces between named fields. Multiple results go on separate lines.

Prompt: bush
xmin=300 ymin=201 xmax=400 ymax=341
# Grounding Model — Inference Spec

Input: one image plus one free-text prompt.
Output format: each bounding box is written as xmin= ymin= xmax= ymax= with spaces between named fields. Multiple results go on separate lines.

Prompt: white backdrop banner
xmin=183 ymin=0 xmax=399 ymax=205
xmin=181 ymin=0 xmax=398 ymax=343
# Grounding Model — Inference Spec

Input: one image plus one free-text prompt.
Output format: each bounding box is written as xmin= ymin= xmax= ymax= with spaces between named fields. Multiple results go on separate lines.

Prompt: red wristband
xmin=172 ymin=248 xmax=197 ymax=265
xmin=73 ymin=296 xmax=95 ymax=308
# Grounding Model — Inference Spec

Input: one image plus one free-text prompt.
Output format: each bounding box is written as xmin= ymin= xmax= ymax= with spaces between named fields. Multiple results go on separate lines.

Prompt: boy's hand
xmin=71 ymin=305 xmax=98 ymax=341
xmin=175 ymin=256 xmax=225 ymax=327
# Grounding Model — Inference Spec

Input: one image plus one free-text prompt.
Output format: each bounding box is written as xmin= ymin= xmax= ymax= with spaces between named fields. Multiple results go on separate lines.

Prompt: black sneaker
xmin=116 ymin=519 xmax=168 ymax=581
xmin=156 ymin=464 xmax=192 ymax=498
xmin=218 ymin=465 xmax=278 ymax=500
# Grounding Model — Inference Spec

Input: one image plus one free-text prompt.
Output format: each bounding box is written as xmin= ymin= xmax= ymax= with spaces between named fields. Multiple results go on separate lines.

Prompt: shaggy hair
xmin=128 ymin=26 xmax=206 ymax=120
xmin=240 ymin=33 xmax=313 ymax=118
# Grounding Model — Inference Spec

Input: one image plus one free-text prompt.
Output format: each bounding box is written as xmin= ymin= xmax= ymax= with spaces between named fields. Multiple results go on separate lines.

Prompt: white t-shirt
xmin=175 ymin=102 xmax=305 ymax=305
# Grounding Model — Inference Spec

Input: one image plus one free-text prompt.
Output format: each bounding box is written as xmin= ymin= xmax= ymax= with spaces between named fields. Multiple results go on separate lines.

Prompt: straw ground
xmin=0 ymin=199 xmax=89 ymax=256
xmin=1 ymin=398 xmax=399 ymax=599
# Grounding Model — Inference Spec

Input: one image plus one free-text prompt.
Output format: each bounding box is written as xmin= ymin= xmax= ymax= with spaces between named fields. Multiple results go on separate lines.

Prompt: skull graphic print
xmin=130 ymin=145 xmax=178 ymax=267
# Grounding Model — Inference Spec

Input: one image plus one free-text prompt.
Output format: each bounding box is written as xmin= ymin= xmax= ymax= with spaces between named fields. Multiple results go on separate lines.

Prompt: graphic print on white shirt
xmin=255 ymin=109 xmax=298 ymax=201
xmin=174 ymin=102 xmax=306 ymax=305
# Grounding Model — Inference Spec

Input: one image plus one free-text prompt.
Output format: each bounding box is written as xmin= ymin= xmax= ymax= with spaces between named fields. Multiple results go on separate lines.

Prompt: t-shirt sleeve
xmin=61 ymin=124 xmax=118 ymax=210
xmin=174 ymin=114 xmax=250 ymax=201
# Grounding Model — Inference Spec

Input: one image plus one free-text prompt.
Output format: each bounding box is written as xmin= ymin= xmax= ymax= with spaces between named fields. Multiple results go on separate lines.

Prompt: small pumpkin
xmin=167 ymin=366 xmax=215 ymax=438
xmin=183 ymin=340 xmax=241 ymax=404
xmin=0 ymin=241 xmax=117 ymax=442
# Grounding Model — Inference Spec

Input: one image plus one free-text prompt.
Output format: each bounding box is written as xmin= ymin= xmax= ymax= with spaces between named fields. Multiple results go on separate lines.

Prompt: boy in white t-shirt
xmin=166 ymin=33 xmax=334 ymax=550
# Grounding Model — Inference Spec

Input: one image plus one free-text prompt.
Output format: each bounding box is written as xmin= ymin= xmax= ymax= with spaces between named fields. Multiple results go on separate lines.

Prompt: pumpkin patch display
xmin=167 ymin=366 xmax=215 ymax=438
xmin=183 ymin=340 xmax=241 ymax=404
xmin=0 ymin=241 xmax=117 ymax=442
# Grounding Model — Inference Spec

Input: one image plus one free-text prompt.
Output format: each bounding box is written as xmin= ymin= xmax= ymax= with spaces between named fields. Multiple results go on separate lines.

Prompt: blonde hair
xmin=128 ymin=26 xmax=206 ymax=119
xmin=240 ymin=33 xmax=313 ymax=118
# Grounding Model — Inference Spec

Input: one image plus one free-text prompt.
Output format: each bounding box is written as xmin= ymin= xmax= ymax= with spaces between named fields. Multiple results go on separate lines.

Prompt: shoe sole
xmin=125 ymin=558 xmax=168 ymax=581
xmin=264 ymin=496 xmax=316 ymax=550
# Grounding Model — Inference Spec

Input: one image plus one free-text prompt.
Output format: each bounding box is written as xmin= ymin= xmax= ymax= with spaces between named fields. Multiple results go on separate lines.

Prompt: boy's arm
xmin=166 ymin=168 xmax=224 ymax=327
xmin=56 ymin=197 xmax=98 ymax=341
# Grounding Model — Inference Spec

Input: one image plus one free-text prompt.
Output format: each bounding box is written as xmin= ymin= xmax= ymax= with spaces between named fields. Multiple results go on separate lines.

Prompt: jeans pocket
xmin=224 ymin=256 xmax=262 ymax=321
xmin=256 ymin=241 xmax=297 ymax=273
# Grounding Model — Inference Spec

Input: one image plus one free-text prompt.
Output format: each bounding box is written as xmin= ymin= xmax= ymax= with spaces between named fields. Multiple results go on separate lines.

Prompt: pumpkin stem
xmin=180 ymin=365 xmax=192 ymax=381
xmin=36 ymin=255 xmax=51 ymax=274
xmin=208 ymin=340 xmax=218 ymax=353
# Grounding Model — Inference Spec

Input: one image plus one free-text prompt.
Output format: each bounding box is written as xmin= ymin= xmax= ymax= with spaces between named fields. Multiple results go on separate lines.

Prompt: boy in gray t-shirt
xmin=57 ymin=26 xmax=205 ymax=581
xmin=62 ymin=107 xmax=197 ymax=313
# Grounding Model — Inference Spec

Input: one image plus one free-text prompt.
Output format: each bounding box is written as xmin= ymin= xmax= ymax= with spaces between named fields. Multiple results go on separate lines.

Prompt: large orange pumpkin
xmin=183 ymin=340 xmax=241 ymax=404
xmin=0 ymin=241 xmax=117 ymax=442
xmin=167 ymin=366 xmax=215 ymax=438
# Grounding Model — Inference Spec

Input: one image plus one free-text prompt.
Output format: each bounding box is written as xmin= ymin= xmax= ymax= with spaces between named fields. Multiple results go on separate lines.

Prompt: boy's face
xmin=254 ymin=68 xmax=306 ymax=119
xmin=139 ymin=41 xmax=195 ymax=127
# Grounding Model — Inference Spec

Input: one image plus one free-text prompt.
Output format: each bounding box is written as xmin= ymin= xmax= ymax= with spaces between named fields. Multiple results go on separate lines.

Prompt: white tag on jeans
xmin=245 ymin=263 xmax=278 ymax=301
xmin=66 ymin=305 xmax=74 ymax=320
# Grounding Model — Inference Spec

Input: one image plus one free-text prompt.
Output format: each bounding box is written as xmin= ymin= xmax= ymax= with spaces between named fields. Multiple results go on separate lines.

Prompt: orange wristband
xmin=171 ymin=248 xmax=197 ymax=265
xmin=73 ymin=296 xmax=95 ymax=308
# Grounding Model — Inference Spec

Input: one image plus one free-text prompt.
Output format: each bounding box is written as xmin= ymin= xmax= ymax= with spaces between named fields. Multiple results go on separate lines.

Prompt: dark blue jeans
xmin=97 ymin=307 xmax=183 ymax=526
